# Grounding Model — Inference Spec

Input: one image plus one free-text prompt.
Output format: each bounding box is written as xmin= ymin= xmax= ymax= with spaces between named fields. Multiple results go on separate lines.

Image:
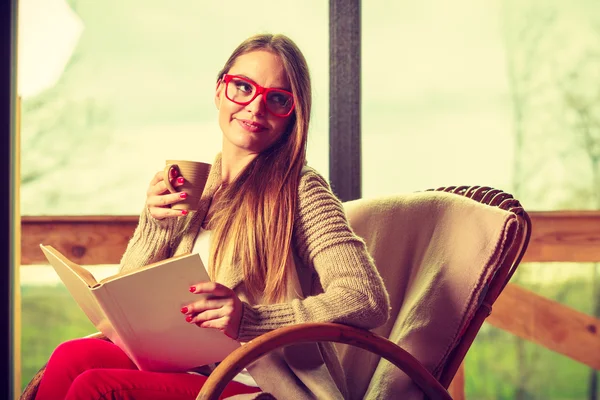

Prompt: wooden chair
xmin=196 ymin=186 xmax=531 ymax=399
xmin=20 ymin=186 xmax=531 ymax=400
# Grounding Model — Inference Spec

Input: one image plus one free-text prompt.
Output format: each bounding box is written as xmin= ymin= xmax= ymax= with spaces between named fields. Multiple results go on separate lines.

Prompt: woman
xmin=34 ymin=33 xmax=390 ymax=400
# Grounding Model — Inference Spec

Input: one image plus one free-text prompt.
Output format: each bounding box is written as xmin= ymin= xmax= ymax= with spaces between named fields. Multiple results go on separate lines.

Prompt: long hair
xmin=209 ymin=33 xmax=311 ymax=303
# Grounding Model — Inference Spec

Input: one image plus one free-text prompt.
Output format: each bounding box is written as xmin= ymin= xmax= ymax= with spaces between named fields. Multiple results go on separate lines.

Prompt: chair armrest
xmin=196 ymin=322 xmax=452 ymax=400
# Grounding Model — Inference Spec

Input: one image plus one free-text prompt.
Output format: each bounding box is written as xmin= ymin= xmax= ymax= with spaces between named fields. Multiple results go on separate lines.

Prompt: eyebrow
xmin=232 ymin=74 xmax=291 ymax=91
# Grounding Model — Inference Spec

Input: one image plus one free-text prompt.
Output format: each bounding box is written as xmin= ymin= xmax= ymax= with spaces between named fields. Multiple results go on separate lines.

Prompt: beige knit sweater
xmin=119 ymin=154 xmax=391 ymax=399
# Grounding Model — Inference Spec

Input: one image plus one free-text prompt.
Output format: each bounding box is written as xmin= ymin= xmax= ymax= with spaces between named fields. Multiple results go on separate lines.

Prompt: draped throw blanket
xmin=339 ymin=191 xmax=518 ymax=399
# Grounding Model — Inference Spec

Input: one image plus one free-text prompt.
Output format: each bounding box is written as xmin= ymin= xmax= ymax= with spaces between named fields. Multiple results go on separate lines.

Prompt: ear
xmin=214 ymin=79 xmax=223 ymax=110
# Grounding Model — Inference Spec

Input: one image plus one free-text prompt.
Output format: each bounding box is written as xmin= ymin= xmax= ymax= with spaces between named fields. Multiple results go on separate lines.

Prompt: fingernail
xmin=186 ymin=315 xmax=193 ymax=323
xmin=181 ymin=210 xmax=188 ymax=216
xmin=179 ymin=192 xmax=187 ymax=199
xmin=189 ymin=286 xmax=196 ymax=293
xmin=180 ymin=306 xmax=188 ymax=314
xmin=177 ymin=177 xmax=184 ymax=184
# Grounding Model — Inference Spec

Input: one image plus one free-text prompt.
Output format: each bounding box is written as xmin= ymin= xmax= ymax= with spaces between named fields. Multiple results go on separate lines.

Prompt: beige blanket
xmin=340 ymin=191 xmax=518 ymax=399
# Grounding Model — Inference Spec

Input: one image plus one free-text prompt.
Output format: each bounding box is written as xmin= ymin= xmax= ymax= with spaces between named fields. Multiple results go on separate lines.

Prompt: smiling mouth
xmin=237 ymin=119 xmax=267 ymax=133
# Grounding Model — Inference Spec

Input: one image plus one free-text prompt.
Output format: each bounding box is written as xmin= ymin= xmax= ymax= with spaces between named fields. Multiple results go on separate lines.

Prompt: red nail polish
xmin=177 ymin=177 xmax=184 ymax=184
xmin=189 ymin=286 xmax=196 ymax=293
xmin=186 ymin=315 xmax=193 ymax=322
xmin=181 ymin=210 xmax=188 ymax=216
xmin=180 ymin=306 xmax=188 ymax=314
xmin=180 ymin=192 xmax=187 ymax=199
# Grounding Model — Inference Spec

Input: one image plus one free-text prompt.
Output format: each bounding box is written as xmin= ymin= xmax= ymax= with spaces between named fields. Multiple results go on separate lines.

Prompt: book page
xmin=40 ymin=245 xmax=109 ymax=330
xmin=40 ymin=245 xmax=99 ymax=287
xmin=98 ymin=252 xmax=192 ymax=284
xmin=93 ymin=252 xmax=240 ymax=372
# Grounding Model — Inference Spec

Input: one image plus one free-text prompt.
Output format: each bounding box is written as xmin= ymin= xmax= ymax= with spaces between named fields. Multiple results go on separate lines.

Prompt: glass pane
xmin=362 ymin=0 xmax=600 ymax=212
xmin=464 ymin=263 xmax=598 ymax=399
xmin=363 ymin=1 xmax=600 ymax=398
xmin=20 ymin=265 xmax=118 ymax=392
xmin=514 ymin=262 xmax=597 ymax=315
xmin=18 ymin=0 xmax=329 ymax=216
xmin=467 ymin=326 xmax=598 ymax=399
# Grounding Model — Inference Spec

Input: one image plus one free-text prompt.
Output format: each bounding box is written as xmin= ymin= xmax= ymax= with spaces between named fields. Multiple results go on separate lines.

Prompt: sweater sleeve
xmin=118 ymin=206 xmax=179 ymax=274
xmin=237 ymin=170 xmax=391 ymax=341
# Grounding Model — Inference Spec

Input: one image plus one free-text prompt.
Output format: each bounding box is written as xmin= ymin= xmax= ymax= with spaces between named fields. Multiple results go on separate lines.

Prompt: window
xmin=18 ymin=0 xmax=600 ymax=397
xmin=362 ymin=1 xmax=600 ymax=398
xmin=18 ymin=0 xmax=329 ymax=391
xmin=362 ymin=0 xmax=600 ymax=213
xmin=19 ymin=0 xmax=329 ymax=216
xmin=362 ymin=1 xmax=513 ymax=198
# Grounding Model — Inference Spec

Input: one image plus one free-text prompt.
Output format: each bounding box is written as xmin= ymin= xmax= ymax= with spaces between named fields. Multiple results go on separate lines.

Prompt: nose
xmin=245 ymin=93 xmax=266 ymax=116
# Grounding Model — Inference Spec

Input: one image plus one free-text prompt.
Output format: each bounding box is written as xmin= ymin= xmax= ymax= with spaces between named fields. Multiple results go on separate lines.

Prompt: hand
xmin=181 ymin=282 xmax=243 ymax=339
xmin=145 ymin=168 xmax=187 ymax=220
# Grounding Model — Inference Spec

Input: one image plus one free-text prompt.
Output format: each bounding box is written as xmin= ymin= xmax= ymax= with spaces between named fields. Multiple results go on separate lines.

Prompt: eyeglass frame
xmin=218 ymin=74 xmax=296 ymax=117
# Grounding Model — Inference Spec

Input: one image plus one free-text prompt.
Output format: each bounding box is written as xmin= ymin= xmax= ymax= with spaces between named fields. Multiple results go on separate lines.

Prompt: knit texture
xmin=119 ymin=159 xmax=390 ymax=342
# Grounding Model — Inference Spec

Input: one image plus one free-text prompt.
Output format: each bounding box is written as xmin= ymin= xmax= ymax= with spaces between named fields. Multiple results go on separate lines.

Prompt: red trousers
xmin=34 ymin=338 xmax=262 ymax=400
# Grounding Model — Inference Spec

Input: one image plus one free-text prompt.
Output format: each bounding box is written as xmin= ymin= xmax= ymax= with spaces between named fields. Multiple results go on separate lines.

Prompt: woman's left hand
xmin=181 ymin=282 xmax=243 ymax=339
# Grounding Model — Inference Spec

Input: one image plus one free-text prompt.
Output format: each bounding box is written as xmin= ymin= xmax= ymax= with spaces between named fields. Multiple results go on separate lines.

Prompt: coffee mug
xmin=163 ymin=160 xmax=211 ymax=212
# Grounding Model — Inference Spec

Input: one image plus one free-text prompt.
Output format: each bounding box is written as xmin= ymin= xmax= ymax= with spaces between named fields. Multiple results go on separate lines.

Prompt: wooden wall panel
xmin=21 ymin=211 xmax=600 ymax=265
xmin=21 ymin=216 xmax=138 ymax=265
xmin=523 ymin=211 xmax=600 ymax=262
xmin=488 ymin=283 xmax=600 ymax=370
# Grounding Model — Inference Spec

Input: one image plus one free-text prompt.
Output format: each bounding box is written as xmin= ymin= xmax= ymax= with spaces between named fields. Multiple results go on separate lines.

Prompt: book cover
xmin=40 ymin=244 xmax=241 ymax=372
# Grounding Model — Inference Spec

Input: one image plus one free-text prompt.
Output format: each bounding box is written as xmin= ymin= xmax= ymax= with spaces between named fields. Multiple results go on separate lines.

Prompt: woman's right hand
xmin=146 ymin=168 xmax=188 ymax=220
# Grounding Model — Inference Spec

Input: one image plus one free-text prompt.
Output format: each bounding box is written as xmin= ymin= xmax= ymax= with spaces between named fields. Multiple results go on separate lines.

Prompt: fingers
xmin=147 ymin=173 xmax=185 ymax=197
xmin=188 ymin=297 xmax=234 ymax=312
xmin=148 ymin=205 xmax=188 ymax=220
xmin=146 ymin=190 xmax=189 ymax=220
xmin=149 ymin=170 xmax=165 ymax=187
xmin=185 ymin=307 xmax=235 ymax=338
xmin=197 ymin=316 xmax=234 ymax=336
xmin=190 ymin=309 xmax=231 ymax=326
xmin=189 ymin=282 xmax=231 ymax=297
xmin=181 ymin=283 xmax=243 ymax=339
xmin=145 ymin=169 xmax=187 ymax=220
xmin=147 ymin=191 xmax=188 ymax=208
xmin=182 ymin=300 xmax=233 ymax=327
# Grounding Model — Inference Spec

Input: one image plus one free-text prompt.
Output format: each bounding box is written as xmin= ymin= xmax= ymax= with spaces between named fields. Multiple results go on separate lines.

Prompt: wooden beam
xmin=20 ymin=211 xmax=600 ymax=265
xmin=487 ymin=283 xmax=600 ymax=370
xmin=523 ymin=211 xmax=600 ymax=262
xmin=21 ymin=216 xmax=138 ymax=265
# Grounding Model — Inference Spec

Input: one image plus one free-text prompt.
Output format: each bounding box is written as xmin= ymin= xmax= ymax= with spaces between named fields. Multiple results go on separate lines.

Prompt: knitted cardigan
xmin=119 ymin=154 xmax=391 ymax=399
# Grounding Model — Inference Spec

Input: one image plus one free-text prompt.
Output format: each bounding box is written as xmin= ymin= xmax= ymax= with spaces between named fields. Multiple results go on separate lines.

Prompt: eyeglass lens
xmin=226 ymin=77 xmax=293 ymax=116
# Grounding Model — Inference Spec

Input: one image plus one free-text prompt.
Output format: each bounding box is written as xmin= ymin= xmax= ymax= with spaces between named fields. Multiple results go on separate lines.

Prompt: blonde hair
xmin=209 ymin=33 xmax=311 ymax=303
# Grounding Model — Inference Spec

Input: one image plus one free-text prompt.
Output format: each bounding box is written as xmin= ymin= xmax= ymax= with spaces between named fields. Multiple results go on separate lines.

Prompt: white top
xmin=190 ymin=228 xmax=259 ymax=388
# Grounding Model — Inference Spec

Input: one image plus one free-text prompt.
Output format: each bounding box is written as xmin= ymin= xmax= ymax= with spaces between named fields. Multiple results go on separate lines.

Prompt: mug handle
xmin=163 ymin=164 xmax=179 ymax=193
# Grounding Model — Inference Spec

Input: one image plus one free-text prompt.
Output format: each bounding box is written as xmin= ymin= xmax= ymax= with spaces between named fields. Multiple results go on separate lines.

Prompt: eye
xmin=233 ymin=79 xmax=254 ymax=93
xmin=269 ymin=92 xmax=291 ymax=106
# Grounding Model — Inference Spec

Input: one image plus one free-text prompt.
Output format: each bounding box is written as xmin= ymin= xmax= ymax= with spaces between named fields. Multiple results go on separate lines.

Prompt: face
xmin=215 ymin=50 xmax=294 ymax=156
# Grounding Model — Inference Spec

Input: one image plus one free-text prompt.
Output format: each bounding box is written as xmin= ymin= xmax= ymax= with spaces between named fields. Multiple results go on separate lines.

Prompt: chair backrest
xmin=337 ymin=186 xmax=530 ymax=399
xmin=431 ymin=186 xmax=530 ymax=387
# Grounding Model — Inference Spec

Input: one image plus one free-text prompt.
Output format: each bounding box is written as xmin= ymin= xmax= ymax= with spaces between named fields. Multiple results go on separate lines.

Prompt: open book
xmin=40 ymin=244 xmax=241 ymax=372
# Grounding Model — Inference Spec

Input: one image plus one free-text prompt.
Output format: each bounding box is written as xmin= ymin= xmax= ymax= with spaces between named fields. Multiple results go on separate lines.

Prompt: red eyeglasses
xmin=221 ymin=74 xmax=295 ymax=117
